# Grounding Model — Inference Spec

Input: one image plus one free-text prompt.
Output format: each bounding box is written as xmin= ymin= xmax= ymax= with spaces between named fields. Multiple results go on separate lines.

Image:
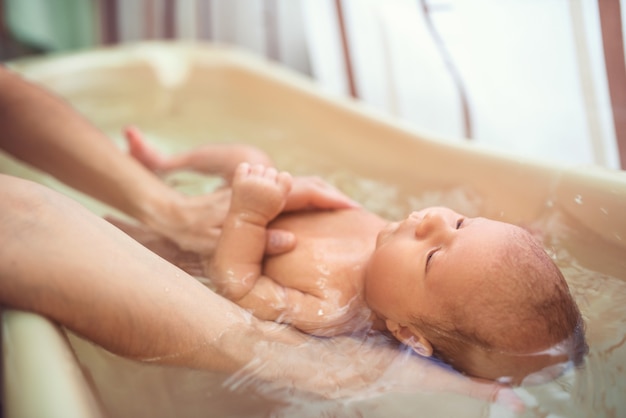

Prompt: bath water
xmin=4 ymin=53 xmax=623 ymax=416
xmin=65 ymin=154 xmax=626 ymax=418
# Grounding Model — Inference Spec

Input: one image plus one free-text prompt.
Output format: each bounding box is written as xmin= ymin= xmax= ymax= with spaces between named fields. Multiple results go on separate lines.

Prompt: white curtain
xmin=302 ymin=0 xmax=621 ymax=169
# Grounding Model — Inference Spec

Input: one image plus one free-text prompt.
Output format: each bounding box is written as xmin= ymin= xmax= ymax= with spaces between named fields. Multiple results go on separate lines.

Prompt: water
xmin=0 ymin=108 xmax=623 ymax=417
xmin=63 ymin=161 xmax=626 ymax=418
xmin=5 ymin=53 xmax=624 ymax=417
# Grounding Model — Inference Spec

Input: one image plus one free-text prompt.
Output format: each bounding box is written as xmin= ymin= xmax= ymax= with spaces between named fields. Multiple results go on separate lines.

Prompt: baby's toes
xmin=250 ymin=164 xmax=267 ymax=178
xmin=263 ymin=167 xmax=279 ymax=182
xmin=276 ymin=171 xmax=292 ymax=194
xmin=234 ymin=162 xmax=252 ymax=183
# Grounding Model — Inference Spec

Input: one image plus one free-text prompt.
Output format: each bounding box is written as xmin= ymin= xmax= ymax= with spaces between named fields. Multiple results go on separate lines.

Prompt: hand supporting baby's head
xmin=364 ymin=207 xmax=587 ymax=384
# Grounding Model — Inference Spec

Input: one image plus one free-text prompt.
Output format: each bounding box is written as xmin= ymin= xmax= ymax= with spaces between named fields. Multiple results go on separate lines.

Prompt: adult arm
xmin=0 ymin=175 xmax=518 ymax=409
xmin=0 ymin=66 xmax=183 ymax=235
xmin=0 ymin=174 xmax=253 ymax=370
xmin=0 ymin=66 xmax=355 ymax=254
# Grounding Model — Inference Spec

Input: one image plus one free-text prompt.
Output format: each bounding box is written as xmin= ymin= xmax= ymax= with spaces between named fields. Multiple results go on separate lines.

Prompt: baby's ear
xmin=385 ymin=319 xmax=433 ymax=357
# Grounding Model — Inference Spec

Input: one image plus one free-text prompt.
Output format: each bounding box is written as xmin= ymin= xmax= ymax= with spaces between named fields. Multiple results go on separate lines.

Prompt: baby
xmin=126 ymin=130 xmax=587 ymax=384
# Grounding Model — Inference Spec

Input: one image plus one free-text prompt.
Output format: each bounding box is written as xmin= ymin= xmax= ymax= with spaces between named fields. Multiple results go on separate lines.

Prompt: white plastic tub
xmin=2 ymin=42 xmax=625 ymax=417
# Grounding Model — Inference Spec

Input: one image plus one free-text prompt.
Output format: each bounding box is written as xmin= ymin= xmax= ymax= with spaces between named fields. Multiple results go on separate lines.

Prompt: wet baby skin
xmin=207 ymin=163 xmax=584 ymax=383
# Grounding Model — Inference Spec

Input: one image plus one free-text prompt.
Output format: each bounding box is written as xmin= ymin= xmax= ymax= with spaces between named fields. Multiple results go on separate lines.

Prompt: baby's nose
xmin=414 ymin=211 xmax=449 ymax=239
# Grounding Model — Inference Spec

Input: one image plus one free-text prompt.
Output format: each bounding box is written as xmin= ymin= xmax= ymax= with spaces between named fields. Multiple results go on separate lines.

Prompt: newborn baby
xmin=207 ymin=163 xmax=586 ymax=384
xmin=125 ymin=130 xmax=587 ymax=384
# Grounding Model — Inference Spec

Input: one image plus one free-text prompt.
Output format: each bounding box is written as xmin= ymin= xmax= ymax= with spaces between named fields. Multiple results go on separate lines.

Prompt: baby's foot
xmin=124 ymin=126 xmax=168 ymax=172
xmin=230 ymin=163 xmax=292 ymax=226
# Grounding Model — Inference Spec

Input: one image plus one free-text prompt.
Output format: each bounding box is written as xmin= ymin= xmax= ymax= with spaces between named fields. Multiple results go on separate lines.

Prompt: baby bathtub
xmin=2 ymin=42 xmax=626 ymax=418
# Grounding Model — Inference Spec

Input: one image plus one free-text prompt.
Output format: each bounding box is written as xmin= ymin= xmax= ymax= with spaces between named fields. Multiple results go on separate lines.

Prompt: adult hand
xmin=137 ymin=176 xmax=358 ymax=255
xmin=284 ymin=176 xmax=359 ymax=212
xmin=139 ymin=186 xmax=231 ymax=254
xmin=106 ymin=213 xmax=297 ymax=274
xmin=124 ymin=127 xmax=358 ymax=254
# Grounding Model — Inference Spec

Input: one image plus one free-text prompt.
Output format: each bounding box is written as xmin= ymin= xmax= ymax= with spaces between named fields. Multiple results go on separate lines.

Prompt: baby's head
xmin=364 ymin=207 xmax=587 ymax=384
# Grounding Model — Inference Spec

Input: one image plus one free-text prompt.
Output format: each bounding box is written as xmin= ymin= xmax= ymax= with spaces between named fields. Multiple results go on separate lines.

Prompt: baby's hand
xmin=230 ymin=163 xmax=292 ymax=226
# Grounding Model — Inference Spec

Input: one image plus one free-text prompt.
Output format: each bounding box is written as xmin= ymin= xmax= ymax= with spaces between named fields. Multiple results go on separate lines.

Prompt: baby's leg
xmin=208 ymin=163 xmax=291 ymax=301
xmin=124 ymin=126 xmax=273 ymax=182
xmin=125 ymin=126 xmax=168 ymax=172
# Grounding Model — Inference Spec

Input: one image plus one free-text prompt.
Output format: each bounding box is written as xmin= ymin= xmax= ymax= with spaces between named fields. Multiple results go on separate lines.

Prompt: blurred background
xmin=0 ymin=0 xmax=624 ymax=170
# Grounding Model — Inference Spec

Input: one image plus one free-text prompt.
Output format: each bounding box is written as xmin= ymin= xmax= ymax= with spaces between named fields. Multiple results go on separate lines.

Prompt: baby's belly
xmin=263 ymin=245 xmax=341 ymax=299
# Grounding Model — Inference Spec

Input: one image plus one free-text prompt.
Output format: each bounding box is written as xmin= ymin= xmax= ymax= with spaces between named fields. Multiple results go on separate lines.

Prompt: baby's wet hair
xmin=409 ymin=227 xmax=588 ymax=382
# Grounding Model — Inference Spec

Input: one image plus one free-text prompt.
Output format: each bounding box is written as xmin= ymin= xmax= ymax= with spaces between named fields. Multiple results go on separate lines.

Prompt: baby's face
xmin=364 ymin=207 xmax=521 ymax=325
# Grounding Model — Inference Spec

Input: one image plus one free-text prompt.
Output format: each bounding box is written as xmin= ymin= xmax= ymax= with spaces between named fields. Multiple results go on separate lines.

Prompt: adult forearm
xmin=0 ymin=66 xmax=177 ymax=222
xmin=0 ymin=175 xmax=254 ymax=372
xmin=0 ymin=176 xmax=513 ymax=405
xmin=0 ymin=175 xmax=389 ymax=392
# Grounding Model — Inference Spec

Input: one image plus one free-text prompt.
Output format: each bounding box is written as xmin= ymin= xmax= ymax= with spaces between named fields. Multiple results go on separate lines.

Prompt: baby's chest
xmin=263 ymin=240 xmax=359 ymax=299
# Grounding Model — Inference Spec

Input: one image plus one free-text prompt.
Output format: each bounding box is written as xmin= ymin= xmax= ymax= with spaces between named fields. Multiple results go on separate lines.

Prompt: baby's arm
xmin=125 ymin=126 xmax=273 ymax=182
xmin=208 ymin=163 xmax=291 ymax=301
xmin=235 ymin=279 xmax=367 ymax=337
